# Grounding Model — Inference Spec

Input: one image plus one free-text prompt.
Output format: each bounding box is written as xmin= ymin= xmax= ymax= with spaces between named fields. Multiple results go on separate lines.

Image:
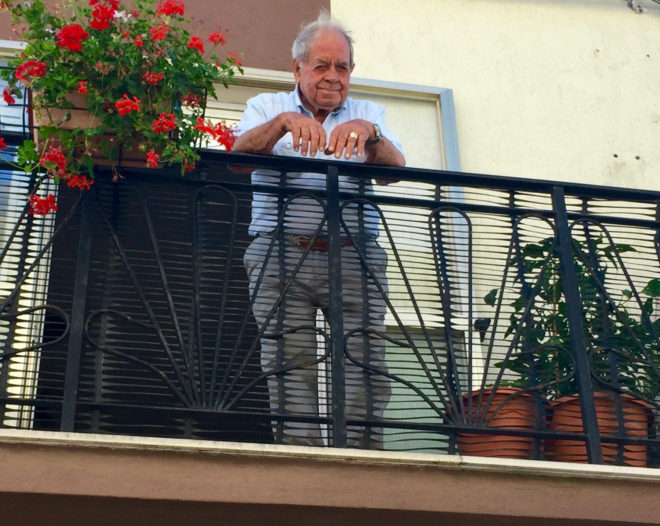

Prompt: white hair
xmin=291 ymin=10 xmax=354 ymax=66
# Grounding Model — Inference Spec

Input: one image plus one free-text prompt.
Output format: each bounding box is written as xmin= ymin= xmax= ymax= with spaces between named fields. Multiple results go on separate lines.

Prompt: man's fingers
xmin=325 ymin=129 xmax=337 ymax=156
xmin=318 ymin=128 xmax=327 ymax=153
xmin=342 ymin=130 xmax=358 ymax=159
xmin=326 ymin=128 xmax=350 ymax=158
xmin=289 ymin=122 xmax=326 ymax=156
xmin=307 ymin=127 xmax=327 ymax=157
xmin=350 ymin=130 xmax=367 ymax=159
xmin=299 ymin=126 xmax=311 ymax=156
xmin=325 ymin=124 xmax=369 ymax=159
xmin=291 ymin=126 xmax=302 ymax=152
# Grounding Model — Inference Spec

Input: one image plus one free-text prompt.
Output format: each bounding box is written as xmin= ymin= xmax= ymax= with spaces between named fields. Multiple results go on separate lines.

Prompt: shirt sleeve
xmin=235 ymin=93 xmax=274 ymax=137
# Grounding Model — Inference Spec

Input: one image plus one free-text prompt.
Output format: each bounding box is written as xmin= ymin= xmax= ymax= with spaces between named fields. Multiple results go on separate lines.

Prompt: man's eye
xmin=315 ymin=65 xmax=328 ymax=72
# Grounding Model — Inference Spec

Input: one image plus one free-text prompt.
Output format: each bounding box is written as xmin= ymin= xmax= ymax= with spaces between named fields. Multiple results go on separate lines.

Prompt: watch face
xmin=372 ymin=123 xmax=382 ymax=143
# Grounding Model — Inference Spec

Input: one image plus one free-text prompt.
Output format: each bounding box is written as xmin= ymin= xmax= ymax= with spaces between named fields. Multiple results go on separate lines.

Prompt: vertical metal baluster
xmin=60 ymin=189 xmax=94 ymax=431
xmin=552 ymin=186 xmax=603 ymax=464
xmin=326 ymin=164 xmax=346 ymax=448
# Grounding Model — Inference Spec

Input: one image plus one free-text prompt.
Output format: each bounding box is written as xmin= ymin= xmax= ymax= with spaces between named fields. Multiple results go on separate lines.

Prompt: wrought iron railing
xmin=0 ymin=148 xmax=658 ymax=467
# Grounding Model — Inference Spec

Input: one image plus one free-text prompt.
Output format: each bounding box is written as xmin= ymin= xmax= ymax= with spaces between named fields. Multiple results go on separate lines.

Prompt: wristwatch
xmin=366 ymin=123 xmax=382 ymax=144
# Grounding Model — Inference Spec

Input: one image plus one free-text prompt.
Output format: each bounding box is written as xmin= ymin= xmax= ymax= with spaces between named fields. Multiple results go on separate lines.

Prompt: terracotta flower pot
xmin=547 ymin=391 xmax=653 ymax=467
xmin=33 ymin=93 xmax=150 ymax=168
xmin=454 ymin=387 xmax=549 ymax=459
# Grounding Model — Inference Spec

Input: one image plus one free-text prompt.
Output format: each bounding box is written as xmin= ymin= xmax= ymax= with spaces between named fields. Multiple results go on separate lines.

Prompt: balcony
xmin=1 ymin=146 xmax=659 ymax=524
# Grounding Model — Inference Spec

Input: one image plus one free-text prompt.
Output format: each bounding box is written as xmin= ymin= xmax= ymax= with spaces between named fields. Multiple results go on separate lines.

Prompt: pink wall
xmin=0 ymin=0 xmax=330 ymax=71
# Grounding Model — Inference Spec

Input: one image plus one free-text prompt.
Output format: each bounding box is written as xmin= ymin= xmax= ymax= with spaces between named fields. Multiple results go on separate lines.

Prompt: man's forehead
xmin=307 ymin=30 xmax=351 ymax=59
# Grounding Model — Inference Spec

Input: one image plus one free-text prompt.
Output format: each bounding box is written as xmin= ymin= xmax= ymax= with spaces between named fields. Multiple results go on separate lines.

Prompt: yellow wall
xmin=332 ymin=0 xmax=660 ymax=190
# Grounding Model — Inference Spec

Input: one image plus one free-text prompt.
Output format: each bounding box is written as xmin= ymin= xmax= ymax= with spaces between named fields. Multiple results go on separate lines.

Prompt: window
xmin=0 ymin=48 xmax=58 ymax=428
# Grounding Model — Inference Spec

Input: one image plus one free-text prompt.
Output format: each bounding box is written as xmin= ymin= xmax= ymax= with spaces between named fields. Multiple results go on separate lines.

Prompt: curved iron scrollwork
xmin=0 ymin=156 xmax=657 ymax=463
xmin=0 ymin=304 xmax=70 ymax=359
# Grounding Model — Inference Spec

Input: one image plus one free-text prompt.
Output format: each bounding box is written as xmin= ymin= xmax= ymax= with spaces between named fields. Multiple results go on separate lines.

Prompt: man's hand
xmin=325 ymin=119 xmax=373 ymax=159
xmin=233 ymin=113 xmax=405 ymax=168
xmin=232 ymin=111 xmax=327 ymax=157
xmin=279 ymin=112 xmax=327 ymax=157
xmin=326 ymin=119 xmax=406 ymax=168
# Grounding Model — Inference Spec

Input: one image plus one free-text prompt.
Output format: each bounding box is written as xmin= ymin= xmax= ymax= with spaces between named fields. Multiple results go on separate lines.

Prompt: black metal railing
xmin=0 ymin=148 xmax=658 ymax=466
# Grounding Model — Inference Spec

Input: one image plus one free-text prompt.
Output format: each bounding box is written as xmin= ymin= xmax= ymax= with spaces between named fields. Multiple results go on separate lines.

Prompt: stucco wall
xmin=331 ymin=0 xmax=660 ymax=190
xmin=0 ymin=0 xmax=329 ymax=72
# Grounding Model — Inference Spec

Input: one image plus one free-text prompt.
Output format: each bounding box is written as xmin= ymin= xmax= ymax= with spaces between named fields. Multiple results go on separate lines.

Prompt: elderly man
xmin=233 ymin=12 xmax=405 ymax=448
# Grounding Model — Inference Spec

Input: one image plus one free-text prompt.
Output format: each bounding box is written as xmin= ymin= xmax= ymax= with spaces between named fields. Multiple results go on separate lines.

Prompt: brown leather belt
xmin=285 ymin=234 xmax=353 ymax=252
xmin=260 ymin=233 xmax=353 ymax=252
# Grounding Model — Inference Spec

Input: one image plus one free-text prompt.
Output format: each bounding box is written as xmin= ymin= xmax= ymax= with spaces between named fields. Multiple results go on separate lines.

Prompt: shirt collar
xmin=294 ymin=86 xmax=348 ymax=117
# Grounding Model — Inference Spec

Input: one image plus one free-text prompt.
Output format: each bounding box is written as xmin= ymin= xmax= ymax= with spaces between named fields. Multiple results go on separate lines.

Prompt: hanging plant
xmin=0 ymin=0 xmax=243 ymax=214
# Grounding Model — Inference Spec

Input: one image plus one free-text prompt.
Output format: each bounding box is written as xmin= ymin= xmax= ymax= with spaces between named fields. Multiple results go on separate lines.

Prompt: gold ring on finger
xmin=349 ymin=131 xmax=359 ymax=140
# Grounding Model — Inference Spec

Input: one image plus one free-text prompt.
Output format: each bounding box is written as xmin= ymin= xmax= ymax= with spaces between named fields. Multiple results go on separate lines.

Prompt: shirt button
xmin=286 ymin=143 xmax=292 ymax=149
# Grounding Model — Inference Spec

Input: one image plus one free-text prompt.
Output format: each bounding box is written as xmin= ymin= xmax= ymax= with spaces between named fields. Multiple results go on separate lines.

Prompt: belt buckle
xmin=295 ymin=235 xmax=312 ymax=249
xmin=299 ymin=235 xmax=329 ymax=252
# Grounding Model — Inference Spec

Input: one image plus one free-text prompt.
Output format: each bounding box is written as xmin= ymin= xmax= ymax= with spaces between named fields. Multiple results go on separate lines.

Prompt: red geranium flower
xmin=142 ymin=72 xmax=163 ymax=85
xmin=193 ymin=117 xmax=213 ymax=135
xmin=211 ymin=121 xmax=236 ymax=151
xmin=146 ymin=150 xmax=160 ymax=167
xmin=188 ymin=36 xmax=204 ymax=54
xmin=208 ymin=31 xmax=226 ymax=46
xmin=2 ymin=87 xmax=15 ymax=104
xmin=181 ymin=92 xmax=201 ymax=106
xmin=15 ymin=60 xmax=47 ymax=85
xmin=90 ymin=2 xmax=117 ymax=31
xmin=152 ymin=112 xmax=177 ymax=133
xmin=157 ymin=0 xmax=185 ymax=16
xmin=115 ymin=94 xmax=142 ymax=115
xmin=39 ymin=146 xmax=68 ymax=175
xmin=134 ymin=35 xmax=144 ymax=47
xmin=56 ymin=24 xmax=89 ymax=52
xmin=28 ymin=194 xmax=58 ymax=215
xmin=90 ymin=18 xmax=110 ymax=31
xmin=149 ymin=25 xmax=170 ymax=41
xmin=194 ymin=117 xmax=235 ymax=151
xmin=227 ymin=51 xmax=242 ymax=67
xmin=77 ymin=80 xmax=88 ymax=94
xmin=89 ymin=0 xmax=119 ymax=8
xmin=66 ymin=174 xmax=94 ymax=190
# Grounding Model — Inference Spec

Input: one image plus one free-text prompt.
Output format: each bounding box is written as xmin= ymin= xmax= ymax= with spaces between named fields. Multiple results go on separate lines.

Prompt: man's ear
xmin=292 ymin=59 xmax=301 ymax=83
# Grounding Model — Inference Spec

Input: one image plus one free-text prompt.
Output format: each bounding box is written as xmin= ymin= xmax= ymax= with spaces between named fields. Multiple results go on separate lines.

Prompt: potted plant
xmin=450 ymin=384 xmax=550 ymax=460
xmin=438 ymin=221 xmax=553 ymax=460
xmin=485 ymin=224 xmax=659 ymax=465
xmin=0 ymin=0 xmax=242 ymax=214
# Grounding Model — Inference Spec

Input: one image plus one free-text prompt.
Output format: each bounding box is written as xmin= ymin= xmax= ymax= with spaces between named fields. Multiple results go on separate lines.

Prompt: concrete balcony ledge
xmin=0 ymin=429 xmax=658 ymax=526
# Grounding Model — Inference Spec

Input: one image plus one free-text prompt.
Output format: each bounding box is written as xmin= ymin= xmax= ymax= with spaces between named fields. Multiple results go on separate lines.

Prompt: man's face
xmin=293 ymin=29 xmax=354 ymax=117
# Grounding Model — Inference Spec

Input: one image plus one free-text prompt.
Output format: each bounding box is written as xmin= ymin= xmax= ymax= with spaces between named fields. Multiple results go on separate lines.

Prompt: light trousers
xmin=244 ymin=236 xmax=391 ymax=448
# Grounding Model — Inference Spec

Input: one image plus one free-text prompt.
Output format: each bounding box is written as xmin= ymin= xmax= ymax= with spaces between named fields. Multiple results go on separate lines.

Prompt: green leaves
xmin=485 ymin=230 xmax=660 ymax=400
xmin=5 ymin=0 xmax=242 ymax=178
xmin=642 ymin=278 xmax=660 ymax=297
xmin=484 ymin=288 xmax=498 ymax=307
xmin=16 ymin=140 xmax=39 ymax=171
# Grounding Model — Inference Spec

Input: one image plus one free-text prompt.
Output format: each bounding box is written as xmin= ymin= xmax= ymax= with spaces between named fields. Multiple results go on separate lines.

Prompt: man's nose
xmin=325 ymin=65 xmax=340 ymax=81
